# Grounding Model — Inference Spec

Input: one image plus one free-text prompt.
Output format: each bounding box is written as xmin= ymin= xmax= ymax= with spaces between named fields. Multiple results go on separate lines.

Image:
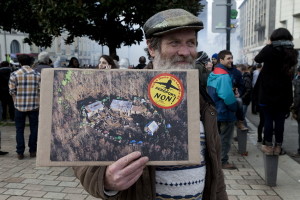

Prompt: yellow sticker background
xmin=148 ymin=73 xmax=184 ymax=109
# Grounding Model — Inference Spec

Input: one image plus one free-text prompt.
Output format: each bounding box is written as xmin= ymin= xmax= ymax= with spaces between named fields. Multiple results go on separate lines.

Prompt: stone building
xmin=0 ymin=30 xmax=107 ymax=66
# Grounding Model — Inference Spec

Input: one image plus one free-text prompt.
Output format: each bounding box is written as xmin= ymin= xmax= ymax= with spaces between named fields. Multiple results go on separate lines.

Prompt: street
xmin=1 ymin=108 xmax=300 ymax=199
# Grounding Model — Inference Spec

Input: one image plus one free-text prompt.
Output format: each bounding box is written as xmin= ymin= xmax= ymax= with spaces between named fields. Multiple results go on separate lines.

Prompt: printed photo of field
xmin=50 ymin=70 xmax=188 ymax=162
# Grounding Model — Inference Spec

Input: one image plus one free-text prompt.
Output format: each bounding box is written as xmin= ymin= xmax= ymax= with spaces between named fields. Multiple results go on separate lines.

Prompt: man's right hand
xmin=104 ymin=151 xmax=149 ymax=191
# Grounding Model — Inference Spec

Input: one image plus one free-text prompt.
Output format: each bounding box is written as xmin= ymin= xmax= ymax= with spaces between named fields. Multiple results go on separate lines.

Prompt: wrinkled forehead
xmin=161 ymin=28 xmax=198 ymax=40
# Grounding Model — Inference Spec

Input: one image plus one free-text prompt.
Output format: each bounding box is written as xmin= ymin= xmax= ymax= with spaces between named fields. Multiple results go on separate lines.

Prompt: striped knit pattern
xmin=155 ymin=121 xmax=206 ymax=200
xmin=9 ymin=66 xmax=41 ymax=111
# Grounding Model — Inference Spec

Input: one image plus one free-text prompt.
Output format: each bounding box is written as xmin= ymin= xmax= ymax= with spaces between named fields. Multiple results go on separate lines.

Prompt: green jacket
xmin=73 ymin=92 xmax=228 ymax=200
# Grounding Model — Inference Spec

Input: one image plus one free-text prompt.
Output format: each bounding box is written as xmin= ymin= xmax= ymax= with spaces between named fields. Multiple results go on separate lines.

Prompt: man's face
xmin=220 ymin=54 xmax=233 ymax=68
xmin=149 ymin=29 xmax=197 ymax=69
xmin=211 ymin=58 xmax=217 ymax=65
xmin=206 ymin=62 xmax=213 ymax=71
xmin=73 ymin=59 xmax=79 ymax=67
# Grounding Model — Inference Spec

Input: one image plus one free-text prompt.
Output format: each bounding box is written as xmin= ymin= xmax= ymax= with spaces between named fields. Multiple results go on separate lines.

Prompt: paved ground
xmin=0 ymin=119 xmax=299 ymax=200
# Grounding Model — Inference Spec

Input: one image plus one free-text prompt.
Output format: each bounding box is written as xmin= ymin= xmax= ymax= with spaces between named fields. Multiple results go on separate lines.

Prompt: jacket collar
xmin=214 ymin=63 xmax=230 ymax=74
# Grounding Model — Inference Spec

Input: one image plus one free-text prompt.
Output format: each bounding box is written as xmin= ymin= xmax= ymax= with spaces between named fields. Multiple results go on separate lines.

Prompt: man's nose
xmin=177 ymin=45 xmax=191 ymax=56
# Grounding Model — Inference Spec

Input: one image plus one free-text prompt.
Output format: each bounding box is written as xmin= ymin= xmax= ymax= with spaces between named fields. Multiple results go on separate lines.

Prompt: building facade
xmin=0 ymin=30 xmax=31 ymax=63
xmin=275 ymin=0 xmax=300 ymax=64
xmin=0 ymin=30 xmax=107 ymax=67
xmin=239 ymin=0 xmax=276 ymax=64
xmin=239 ymin=0 xmax=300 ymax=64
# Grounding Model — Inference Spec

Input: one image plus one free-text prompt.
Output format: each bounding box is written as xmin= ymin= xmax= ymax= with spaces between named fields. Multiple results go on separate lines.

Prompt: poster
xmin=37 ymin=69 xmax=200 ymax=166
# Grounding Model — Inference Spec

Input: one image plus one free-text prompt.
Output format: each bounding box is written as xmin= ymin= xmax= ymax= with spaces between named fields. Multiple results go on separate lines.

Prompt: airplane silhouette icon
xmin=155 ymin=80 xmax=179 ymax=90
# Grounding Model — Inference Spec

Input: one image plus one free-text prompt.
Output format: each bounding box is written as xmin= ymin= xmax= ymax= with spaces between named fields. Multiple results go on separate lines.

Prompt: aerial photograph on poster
xmin=47 ymin=70 xmax=193 ymax=163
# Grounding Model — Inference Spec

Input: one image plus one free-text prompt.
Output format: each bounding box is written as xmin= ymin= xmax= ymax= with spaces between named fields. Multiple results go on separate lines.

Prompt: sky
xmin=114 ymin=0 xmax=244 ymax=66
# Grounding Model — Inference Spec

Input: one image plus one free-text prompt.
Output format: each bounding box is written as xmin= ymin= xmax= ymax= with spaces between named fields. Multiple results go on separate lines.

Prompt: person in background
xmin=228 ymin=63 xmax=248 ymax=131
xmin=252 ymin=65 xmax=265 ymax=143
xmin=0 ymin=61 xmax=15 ymax=122
xmin=255 ymin=28 xmax=298 ymax=155
xmin=73 ymin=8 xmax=227 ymax=200
xmin=252 ymin=63 xmax=262 ymax=88
xmin=67 ymin=57 xmax=80 ymax=68
xmin=144 ymin=60 xmax=153 ymax=69
xmin=206 ymin=61 xmax=213 ymax=71
xmin=53 ymin=56 xmax=63 ymax=68
xmin=251 ymin=63 xmax=262 ymax=115
xmin=238 ymin=64 xmax=253 ymax=128
xmin=0 ymin=61 xmax=12 ymax=156
xmin=195 ymin=51 xmax=211 ymax=89
xmin=211 ymin=53 xmax=218 ymax=71
xmin=119 ymin=58 xmax=130 ymax=69
xmin=143 ymin=48 xmax=153 ymax=69
xmin=135 ymin=56 xmax=147 ymax=69
xmin=34 ymin=51 xmax=53 ymax=73
xmin=291 ymin=66 xmax=300 ymax=157
xmin=98 ymin=55 xmax=117 ymax=69
xmin=9 ymin=55 xmax=41 ymax=160
xmin=207 ymin=50 xmax=238 ymax=170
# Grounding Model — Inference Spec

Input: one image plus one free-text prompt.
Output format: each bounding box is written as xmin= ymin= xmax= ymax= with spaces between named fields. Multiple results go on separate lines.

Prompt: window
xmin=10 ymin=40 xmax=20 ymax=53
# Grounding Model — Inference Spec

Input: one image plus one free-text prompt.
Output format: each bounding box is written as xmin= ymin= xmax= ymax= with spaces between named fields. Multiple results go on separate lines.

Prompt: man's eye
xmin=187 ymin=41 xmax=196 ymax=47
xmin=170 ymin=41 xmax=180 ymax=46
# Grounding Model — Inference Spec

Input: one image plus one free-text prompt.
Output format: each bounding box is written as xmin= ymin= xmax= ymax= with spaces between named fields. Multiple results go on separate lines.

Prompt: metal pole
xmin=226 ymin=0 xmax=231 ymax=50
xmin=4 ymin=31 xmax=7 ymax=57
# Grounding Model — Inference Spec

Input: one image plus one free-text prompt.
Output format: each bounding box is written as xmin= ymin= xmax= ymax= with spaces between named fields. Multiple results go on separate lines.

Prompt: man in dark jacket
xmin=0 ymin=61 xmax=14 ymax=121
xmin=195 ymin=51 xmax=211 ymax=88
xmin=73 ymin=9 xmax=227 ymax=200
xmin=135 ymin=56 xmax=147 ymax=69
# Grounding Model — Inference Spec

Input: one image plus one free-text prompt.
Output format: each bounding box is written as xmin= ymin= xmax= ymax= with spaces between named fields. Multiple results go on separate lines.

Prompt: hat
xmin=196 ymin=51 xmax=210 ymax=65
xmin=211 ymin=53 xmax=218 ymax=59
xmin=143 ymin=9 xmax=203 ymax=39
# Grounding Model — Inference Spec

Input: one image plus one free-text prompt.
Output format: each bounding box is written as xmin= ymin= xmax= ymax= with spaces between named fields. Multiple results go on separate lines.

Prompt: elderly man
xmin=34 ymin=51 xmax=53 ymax=73
xmin=73 ymin=9 xmax=227 ymax=200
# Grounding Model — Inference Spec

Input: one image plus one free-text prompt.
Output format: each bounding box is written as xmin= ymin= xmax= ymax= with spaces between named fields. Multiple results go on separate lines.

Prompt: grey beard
xmin=153 ymin=54 xmax=195 ymax=70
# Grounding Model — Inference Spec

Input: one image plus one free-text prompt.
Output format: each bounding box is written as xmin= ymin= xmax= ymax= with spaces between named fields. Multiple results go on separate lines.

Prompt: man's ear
xmin=146 ymin=40 xmax=156 ymax=57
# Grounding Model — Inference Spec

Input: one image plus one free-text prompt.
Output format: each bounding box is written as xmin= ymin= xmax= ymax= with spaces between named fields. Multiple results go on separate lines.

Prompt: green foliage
xmin=0 ymin=0 xmax=203 ymax=54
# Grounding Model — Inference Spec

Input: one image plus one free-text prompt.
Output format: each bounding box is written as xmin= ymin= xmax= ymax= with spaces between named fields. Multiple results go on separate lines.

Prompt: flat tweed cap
xmin=143 ymin=8 xmax=203 ymax=39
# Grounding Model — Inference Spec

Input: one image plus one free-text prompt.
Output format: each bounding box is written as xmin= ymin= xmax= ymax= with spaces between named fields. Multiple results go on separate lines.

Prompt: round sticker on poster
xmin=148 ymin=73 xmax=184 ymax=109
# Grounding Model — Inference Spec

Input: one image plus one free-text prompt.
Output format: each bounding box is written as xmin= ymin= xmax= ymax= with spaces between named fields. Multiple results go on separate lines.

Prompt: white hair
xmin=38 ymin=51 xmax=50 ymax=64
xmin=119 ymin=58 xmax=130 ymax=69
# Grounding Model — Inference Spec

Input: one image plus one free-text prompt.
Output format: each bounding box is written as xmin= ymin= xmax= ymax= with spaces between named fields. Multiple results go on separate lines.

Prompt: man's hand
xmin=234 ymin=88 xmax=240 ymax=98
xmin=104 ymin=151 xmax=149 ymax=191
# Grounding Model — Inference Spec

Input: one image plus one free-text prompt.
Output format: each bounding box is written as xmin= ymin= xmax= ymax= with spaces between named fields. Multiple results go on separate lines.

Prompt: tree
xmin=0 ymin=0 xmax=203 ymax=56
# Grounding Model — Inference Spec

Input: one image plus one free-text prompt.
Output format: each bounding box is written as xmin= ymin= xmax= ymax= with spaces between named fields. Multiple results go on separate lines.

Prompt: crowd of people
xmin=0 ymin=7 xmax=300 ymax=200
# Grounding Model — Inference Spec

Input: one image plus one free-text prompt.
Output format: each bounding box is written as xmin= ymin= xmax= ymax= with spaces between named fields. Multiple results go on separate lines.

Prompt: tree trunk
xmin=109 ymin=46 xmax=117 ymax=57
